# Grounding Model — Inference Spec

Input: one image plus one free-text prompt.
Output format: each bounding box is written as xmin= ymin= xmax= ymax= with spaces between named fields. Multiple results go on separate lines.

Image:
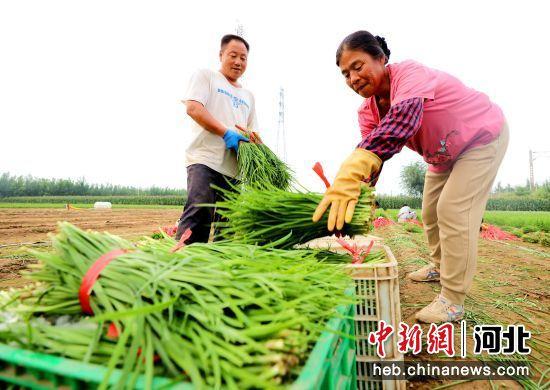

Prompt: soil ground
xmin=0 ymin=208 xmax=548 ymax=388
xmin=0 ymin=207 xmax=181 ymax=289
xmin=0 ymin=208 xmax=181 ymax=245
xmin=373 ymin=223 xmax=549 ymax=389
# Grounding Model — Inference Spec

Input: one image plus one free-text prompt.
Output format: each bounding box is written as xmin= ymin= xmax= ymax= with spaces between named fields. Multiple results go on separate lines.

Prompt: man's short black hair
xmin=221 ymin=34 xmax=249 ymax=52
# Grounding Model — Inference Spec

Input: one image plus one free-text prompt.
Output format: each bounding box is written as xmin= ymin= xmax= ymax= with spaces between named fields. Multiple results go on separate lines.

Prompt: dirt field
xmin=373 ymin=224 xmax=549 ymax=389
xmin=0 ymin=208 xmax=181 ymax=289
xmin=0 ymin=208 xmax=181 ymax=245
xmin=1 ymin=208 xmax=548 ymax=388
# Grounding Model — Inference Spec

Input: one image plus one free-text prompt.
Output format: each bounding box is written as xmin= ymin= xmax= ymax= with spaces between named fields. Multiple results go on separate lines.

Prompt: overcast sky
xmin=1 ymin=0 xmax=549 ymax=195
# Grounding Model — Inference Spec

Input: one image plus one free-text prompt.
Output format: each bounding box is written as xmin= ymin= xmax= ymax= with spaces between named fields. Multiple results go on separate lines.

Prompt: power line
xmin=235 ymin=20 xmax=244 ymax=38
xmin=277 ymin=87 xmax=286 ymax=161
xmin=529 ymin=149 xmax=550 ymax=189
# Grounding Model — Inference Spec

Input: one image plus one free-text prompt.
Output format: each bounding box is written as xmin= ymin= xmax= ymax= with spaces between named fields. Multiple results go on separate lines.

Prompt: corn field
xmin=2 ymin=195 xmax=549 ymax=211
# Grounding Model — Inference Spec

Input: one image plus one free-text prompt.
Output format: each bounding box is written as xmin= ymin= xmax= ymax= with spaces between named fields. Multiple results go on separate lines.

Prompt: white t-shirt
xmin=184 ymin=68 xmax=259 ymax=178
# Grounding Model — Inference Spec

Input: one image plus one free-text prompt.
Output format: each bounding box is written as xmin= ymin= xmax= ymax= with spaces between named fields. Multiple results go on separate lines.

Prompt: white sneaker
xmin=415 ymin=295 xmax=464 ymax=323
xmin=407 ymin=263 xmax=440 ymax=282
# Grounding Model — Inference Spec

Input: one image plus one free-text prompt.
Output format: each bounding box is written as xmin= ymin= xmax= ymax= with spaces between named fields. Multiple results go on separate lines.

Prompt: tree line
xmin=0 ymin=172 xmax=184 ymax=197
xmin=400 ymin=162 xmax=550 ymax=200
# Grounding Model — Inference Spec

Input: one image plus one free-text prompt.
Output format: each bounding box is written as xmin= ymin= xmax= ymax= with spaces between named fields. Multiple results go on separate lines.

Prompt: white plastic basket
xmin=303 ymin=236 xmax=405 ymax=390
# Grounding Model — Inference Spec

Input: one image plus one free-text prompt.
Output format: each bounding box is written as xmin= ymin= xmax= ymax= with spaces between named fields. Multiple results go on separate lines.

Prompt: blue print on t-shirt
xmin=217 ymin=88 xmax=250 ymax=110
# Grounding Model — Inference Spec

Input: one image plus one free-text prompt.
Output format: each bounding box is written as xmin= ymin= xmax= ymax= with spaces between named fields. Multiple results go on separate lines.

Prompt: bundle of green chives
xmin=1 ymin=223 xmax=353 ymax=389
xmin=214 ymin=185 xmax=376 ymax=248
xmin=0 ymin=318 xmax=117 ymax=365
xmin=237 ymin=142 xmax=293 ymax=190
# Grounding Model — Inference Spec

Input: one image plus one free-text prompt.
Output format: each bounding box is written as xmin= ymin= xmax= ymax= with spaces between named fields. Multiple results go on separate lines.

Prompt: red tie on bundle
xmin=335 ymin=237 xmax=374 ymax=264
xmin=77 ymin=229 xmax=191 ymax=361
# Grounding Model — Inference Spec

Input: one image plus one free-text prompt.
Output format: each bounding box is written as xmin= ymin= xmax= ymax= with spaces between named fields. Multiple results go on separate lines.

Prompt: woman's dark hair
xmin=336 ymin=30 xmax=390 ymax=66
xmin=221 ymin=34 xmax=250 ymax=52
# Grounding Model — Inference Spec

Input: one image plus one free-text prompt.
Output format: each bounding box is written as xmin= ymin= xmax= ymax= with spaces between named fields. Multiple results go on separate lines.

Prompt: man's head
xmin=219 ymin=34 xmax=249 ymax=83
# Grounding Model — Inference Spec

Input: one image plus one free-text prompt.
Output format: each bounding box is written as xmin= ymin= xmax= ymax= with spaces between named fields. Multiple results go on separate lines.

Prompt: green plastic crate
xmin=291 ymin=303 xmax=356 ymax=390
xmin=0 ymin=304 xmax=355 ymax=390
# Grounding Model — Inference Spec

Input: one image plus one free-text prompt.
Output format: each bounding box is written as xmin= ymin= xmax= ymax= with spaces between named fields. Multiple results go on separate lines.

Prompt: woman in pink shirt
xmin=312 ymin=30 xmax=509 ymax=323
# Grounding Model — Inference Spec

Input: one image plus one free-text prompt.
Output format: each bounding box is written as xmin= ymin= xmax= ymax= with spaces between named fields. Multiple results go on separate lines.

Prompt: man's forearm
xmin=184 ymin=101 xmax=226 ymax=137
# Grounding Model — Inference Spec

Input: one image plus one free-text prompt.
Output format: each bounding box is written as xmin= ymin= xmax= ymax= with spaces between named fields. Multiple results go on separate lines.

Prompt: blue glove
xmin=223 ymin=129 xmax=249 ymax=152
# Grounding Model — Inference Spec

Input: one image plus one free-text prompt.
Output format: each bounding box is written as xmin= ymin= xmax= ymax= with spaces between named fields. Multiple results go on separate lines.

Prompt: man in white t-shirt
xmin=175 ymin=34 xmax=259 ymax=243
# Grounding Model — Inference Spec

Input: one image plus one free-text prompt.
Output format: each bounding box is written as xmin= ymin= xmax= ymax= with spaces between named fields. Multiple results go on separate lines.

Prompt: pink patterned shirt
xmin=358 ymin=60 xmax=505 ymax=172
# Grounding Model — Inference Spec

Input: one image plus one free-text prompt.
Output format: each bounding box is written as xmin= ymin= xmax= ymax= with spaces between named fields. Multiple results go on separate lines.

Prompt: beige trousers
xmin=421 ymin=123 xmax=509 ymax=305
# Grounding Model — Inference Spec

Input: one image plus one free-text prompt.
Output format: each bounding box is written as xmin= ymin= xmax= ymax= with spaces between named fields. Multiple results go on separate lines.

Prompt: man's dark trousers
xmin=175 ymin=164 xmax=236 ymax=243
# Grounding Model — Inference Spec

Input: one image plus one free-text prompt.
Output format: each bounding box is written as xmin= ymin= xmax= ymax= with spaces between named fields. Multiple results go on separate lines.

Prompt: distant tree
xmin=490 ymin=178 xmax=550 ymax=199
xmin=0 ymin=172 xmax=184 ymax=197
xmin=533 ymin=180 xmax=550 ymax=200
xmin=514 ymin=186 xmax=530 ymax=197
xmin=400 ymin=161 xmax=427 ymax=196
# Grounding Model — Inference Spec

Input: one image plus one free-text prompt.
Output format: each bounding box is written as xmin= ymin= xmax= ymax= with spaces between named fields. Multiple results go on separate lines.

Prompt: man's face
xmin=219 ymin=40 xmax=248 ymax=82
xmin=339 ymin=49 xmax=386 ymax=98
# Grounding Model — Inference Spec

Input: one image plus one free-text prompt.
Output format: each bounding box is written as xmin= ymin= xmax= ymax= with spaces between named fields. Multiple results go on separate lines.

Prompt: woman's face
xmin=339 ymin=49 xmax=386 ymax=98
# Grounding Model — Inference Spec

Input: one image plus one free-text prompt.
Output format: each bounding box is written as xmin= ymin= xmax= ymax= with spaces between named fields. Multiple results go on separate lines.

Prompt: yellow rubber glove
xmin=312 ymin=148 xmax=382 ymax=231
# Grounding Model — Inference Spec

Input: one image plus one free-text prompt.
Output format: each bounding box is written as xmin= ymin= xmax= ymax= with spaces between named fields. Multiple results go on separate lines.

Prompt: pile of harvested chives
xmin=215 ymin=185 xmax=376 ymax=248
xmin=237 ymin=141 xmax=293 ymax=190
xmin=0 ymin=223 xmax=353 ymax=389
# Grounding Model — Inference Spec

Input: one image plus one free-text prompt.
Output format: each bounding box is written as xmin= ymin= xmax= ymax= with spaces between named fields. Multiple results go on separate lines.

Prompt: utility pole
xmin=277 ymin=87 xmax=286 ymax=161
xmin=529 ymin=149 xmax=550 ymax=189
xmin=235 ymin=20 xmax=244 ymax=38
xmin=529 ymin=150 xmax=534 ymax=190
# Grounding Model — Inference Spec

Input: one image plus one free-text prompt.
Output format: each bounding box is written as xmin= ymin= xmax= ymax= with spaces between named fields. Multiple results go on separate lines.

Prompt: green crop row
xmin=1 ymin=194 xmax=549 ymax=212
xmin=0 ymin=195 xmax=186 ymax=205
xmin=483 ymin=211 xmax=550 ymax=233
xmin=377 ymin=196 xmax=422 ymax=209
xmin=521 ymin=232 xmax=550 ymax=246
xmin=377 ymin=196 xmax=550 ymax=212
xmin=485 ymin=198 xmax=550 ymax=211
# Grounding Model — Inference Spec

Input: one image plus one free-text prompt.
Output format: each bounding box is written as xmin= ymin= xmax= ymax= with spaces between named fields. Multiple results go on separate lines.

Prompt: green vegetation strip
xmin=377 ymin=196 xmax=550 ymax=211
xmin=0 ymin=203 xmax=180 ymax=209
xmin=483 ymin=211 xmax=550 ymax=232
xmin=0 ymin=196 xmax=186 ymax=205
xmin=2 ymin=195 xmax=549 ymax=211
